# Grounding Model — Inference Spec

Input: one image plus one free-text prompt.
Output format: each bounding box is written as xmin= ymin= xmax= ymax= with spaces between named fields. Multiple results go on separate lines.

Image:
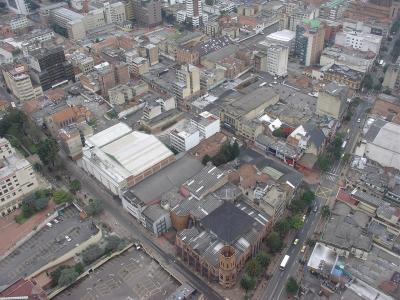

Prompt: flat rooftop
xmin=0 ymin=206 xmax=99 ymax=287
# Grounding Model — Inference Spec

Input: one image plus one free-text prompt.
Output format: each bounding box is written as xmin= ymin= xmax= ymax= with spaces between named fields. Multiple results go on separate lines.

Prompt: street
xmin=58 ymin=151 xmax=224 ymax=300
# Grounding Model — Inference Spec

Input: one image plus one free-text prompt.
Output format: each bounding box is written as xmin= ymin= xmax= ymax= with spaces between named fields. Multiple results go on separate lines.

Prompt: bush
xmin=210 ymin=141 xmax=240 ymax=166
xmin=53 ymin=190 xmax=73 ymax=204
xmin=86 ymin=199 xmax=103 ymax=216
xmin=58 ymin=268 xmax=79 ymax=286
xmin=266 ymin=231 xmax=283 ymax=253
xmin=104 ymin=235 xmax=125 ymax=253
xmin=74 ymin=262 xmax=84 ymax=274
xmin=286 ymin=277 xmax=299 ymax=295
xmin=50 ymin=266 xmax=68 ymax=286
xmin=202 ymin=154 xmax=211 ymax=165
xmin=82 ymin=244 xmax=103 ymax=265
xmin=69 ymin=180 xmax=81 ymax=194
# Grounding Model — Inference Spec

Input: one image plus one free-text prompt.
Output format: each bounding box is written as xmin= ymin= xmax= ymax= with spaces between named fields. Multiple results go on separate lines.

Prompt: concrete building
xmin=265 ymin=30 xmax=296 ymax=54
xmin=84 ymin=8 xmax=106 ymax=31
xmin=29 ymin=46 xmax=75 ymax=91
xmin=2 ymin=65 xmax=43 ymax=101
xmin=0 ymin=138 xmax=39 ymax=217
xmin=319 ymin=0 xmax=346 ymax=20
xmin=59 ymin=127 xmax=84 ymax=160
xmin=170 ymin=125 xmax=200 ymax=152
xmin=382 ymin=56 xmax=400 ymax=92
xmin=141 ymin=205 xmax=171 ymax=236
xmin=6 ymin=0 xmax=31 ymax=15
xmin=131 ymin=57 xmax=149 ymax=77
xmin=143 ymin=44 xmax=159 ymax=66
xmin=0 ymin=46 xmax=13 ymax=65
xmin=266 ymin=45 xmax=288 ymax=77
xmin=295 ymin=19 xmax=325 ymax=66
xmin=143 ymin=96 xmax=175 ymax=121
xmin=220 ymin=88 xmax=279 ymax=141
xmin=316 ymin=82 xmax=348 ymax=119
xmin=10 ymin=15 xmax=29 ymax=32
xmin=190 ymin=111 xmax=220 ymax=140
xmin=133 ymin=0 xmax=162 ymax=27
xmin=320 ymin=46 xmax=376 ymax=73
xmin=173 ymin=64 xmax=200 ymax=109
xmin=321 ymin=64 xmax=364 ymax=90
xmin=50 ymin=7 xmax=86 ymax=40
xmin=335 ymin=30 xmax=382 ymax=54
xmin=103 ymin=2 xmax=126 ymax=24
xmin=108 ymin=84 xmax=134 ymax=106
xmin=363 ymin=118 xmax=400 ymax=171
xmin=185 ymin=0 xmax=202 ymax=27
xmin=79 ymin=123 xmax=175 ymax=195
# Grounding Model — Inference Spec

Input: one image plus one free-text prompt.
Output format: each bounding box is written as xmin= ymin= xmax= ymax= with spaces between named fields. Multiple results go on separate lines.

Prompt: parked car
xmin=65 ymin=235 xmax=72 ymax=242
xmin=301 ymin=245 xmax=306 ymax=253
xmin=293 ymin=238 xmax=299 ymax=245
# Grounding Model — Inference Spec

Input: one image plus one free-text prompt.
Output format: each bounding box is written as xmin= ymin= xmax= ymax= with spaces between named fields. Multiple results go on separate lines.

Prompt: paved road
xmin=58 ymin=152 xmax=224 ymax=300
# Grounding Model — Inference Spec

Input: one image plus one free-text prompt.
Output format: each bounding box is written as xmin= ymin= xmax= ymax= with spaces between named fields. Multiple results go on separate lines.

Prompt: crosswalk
xmin=324 ymin=172 xmax=339 ymax=183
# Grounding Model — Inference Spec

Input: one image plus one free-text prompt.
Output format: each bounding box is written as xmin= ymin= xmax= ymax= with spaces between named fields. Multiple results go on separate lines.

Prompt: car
xmin=65 ymin=235 xmax=72 ymax=242
xmin=301 ymin=245 xmax=306 ymax=253
xmin=293 ymin=238 xmax=299 ymax=245
xmin=46 ymin=222 xmax=52 ymax=228
xmin=302 ymin=214 xmax=306 ymax=222
xmin=357 ymin=118 xmax=361 ymax=123
xmin=53 ymin=219 xmax=59 ymax=224
xmin=134 ymin=241 xmax=141 ymax=250
xmin=313 ymin=205 xmax=318 ymax=213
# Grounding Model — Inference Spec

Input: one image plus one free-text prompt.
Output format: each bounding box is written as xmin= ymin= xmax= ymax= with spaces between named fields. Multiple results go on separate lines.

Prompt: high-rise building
xmin=0 ymin=138 xmax=39 ymax=217
xmin=50 ymin=7 xmax=87 ymax=40
xmin=29 ymin=46 xmax=75 ymax=91
xmin=2 ymin=64 xmax=43 ymax=101
xmin=266 ymin=45 xmax=288 ymax=77
xmin=173 ymin=64 xmax=200 ymax=109
xmin=6 ymin=0 xmax=31 ymax=15
xmin=185 ymin=0 xmax=202 ymax=27
xmin=295 ymin=19 xmax=325 ymax=66
xmin=133 ymin=0 xmax=162 ymax=27
xmin=103 ymin=2 xmax=126 ymax=24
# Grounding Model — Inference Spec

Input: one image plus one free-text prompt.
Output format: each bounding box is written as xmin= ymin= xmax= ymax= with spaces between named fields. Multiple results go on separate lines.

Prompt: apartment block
xmin=170 ymin=125 xmax=200 ymax=152
xmin=0 ymin=138 xmax=39 ymax=217
xmin=2 ymin=65 xmax=43 ymax=101
xmin=173 ymin=64 xmax=200 ymax=109
xmin=133 ymin=0 xmax=162 ymax=27
xmin=335 ymin=30 xmax=382 ymax=54
xmin=316 ymin=82 xmax=348 ymax=120
xmin=295 ymin=19 xmax=325 ymax=66
xmin=131 ymin=57 xmax=149 ymax=77
xmin=190 ymin=111 xmax=220 ymax=139
xmin=266 ymin=45 xmax=288 ymax=77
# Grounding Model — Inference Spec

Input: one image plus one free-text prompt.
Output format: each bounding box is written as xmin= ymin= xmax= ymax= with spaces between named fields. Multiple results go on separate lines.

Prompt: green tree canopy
xmin=274 ymin=218 xmax=290 ymax=237
xmin=69 ymin=179 xmax=81 ymax=194
xmin=289 ymin=215 xmax=304 ymax=230
xmin=256 ymin=251 xmax=271 ymax=268
xmin=286 ymin=277 xmax=299 ymax=295
xmin=86 ymin=199 xmax=104 ymax=216
xmin=245 ymin=259 xmax=262 ymax=277
xmin=322 ymin=205 xmax=331 ymax=218
xmin=241 ymin=274 xmax=256 ymax=292
xmin=316 ymin=155 xmax=330 ymax=172
xmin=53 ymin=190 xmax=73 ymax=204
xmin=266 ymin=231 xmax=283 ymax=253
xmin=37 ymin=138 xmax=59 ymax=166
xmin=58 ymin=268 xmax=79 ymax=286
xmin=362 ymin=74 xmax=374 ymax=90
xmin=82 ymin=244 xmax=104 ymax=265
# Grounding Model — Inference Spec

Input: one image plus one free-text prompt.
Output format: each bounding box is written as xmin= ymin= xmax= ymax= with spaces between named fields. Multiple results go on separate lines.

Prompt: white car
xmin=65 ymin=235 xmax=72 ymax=242
xmin=293 ymin=238 xmax=299 ymax=245
xmin=357 ymin=118 xmax=361 ymax=123
xmin=302 ymin=214 xmax=306 ymax=222
xmin=301 ymin=245 xmax=306 ymax=253
xmin=46 ymin=222 xmax=52 ymax=228
xmin=53 ymin=219 xmax=59 ymax=224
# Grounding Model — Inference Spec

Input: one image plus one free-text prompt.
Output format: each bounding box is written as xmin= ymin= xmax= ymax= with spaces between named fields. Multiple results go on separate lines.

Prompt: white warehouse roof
xmin=266 ymin=29 xmax=296 ymax=42
xmin=86 ymin=122 xmax=132 ymax=148
xmin=101 ymin=131 xmax=173 ymax=176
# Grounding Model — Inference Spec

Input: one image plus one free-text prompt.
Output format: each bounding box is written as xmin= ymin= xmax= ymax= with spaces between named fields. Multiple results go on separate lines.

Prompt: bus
xmin=280 ymin=255 xmax=290 ymax=270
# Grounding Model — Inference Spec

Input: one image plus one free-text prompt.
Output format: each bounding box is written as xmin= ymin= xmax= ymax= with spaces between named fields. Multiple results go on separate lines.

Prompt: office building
xmin=103 ymin=2 xmax=126 ymax=24
xmin=319 ymin=0 xmax=346 ymax=20
xmin=190 ymin=111 xmax=220 ymax=139
xmin=316 ymin=82 xmax=348 ymax=120
xmin=173 ymin=64 xmax=200 ymax=109
xmin=29 ymin=46 xmax=75 ymax=91
xmin=130 ymin=57 xmax=149 ymax=76
xmin=170 ymin=125 xmax=200 ymax=152
xmin=143 ymin=44 xmax=159 ymax=66
xmin=2 ymin=64 xmax=43 ymax=101
xmin=10 ymin=15 xmax=29 ymax=32
xmin=265 ymin=30 xmax=296 ymax=54
xmin=266 ymin=45 xmax=288 ymax=77
xmin=50 ymin=7 xmax=86 ymax=40
xmin=185 ymin=0 xmax=202 ymax=27
xmin=335 ymin=30 xmax=382 ymax=54
xmin=6 ymin=0 xmax=31 ymax=15
xmin=133 ymin=0 xmax=162 ymax=27
xmin=295 ymin=19 xmax=325 ymax=66
xmin=383 ymin=56 xmax=400 ymax=91
xmin=0 ymin=138 xmax=39 ymax=217
xmin=79 ymin=123 xmax=175 ymax=195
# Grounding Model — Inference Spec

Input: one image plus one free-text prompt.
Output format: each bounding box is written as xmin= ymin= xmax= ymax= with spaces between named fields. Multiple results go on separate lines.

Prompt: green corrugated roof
xmin=303 ymin=19 xmax=321 ymax=29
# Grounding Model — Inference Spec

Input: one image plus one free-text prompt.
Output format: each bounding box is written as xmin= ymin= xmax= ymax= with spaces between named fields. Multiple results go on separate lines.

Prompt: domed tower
xmin=218 ymin=245 xmax=237 ymax=288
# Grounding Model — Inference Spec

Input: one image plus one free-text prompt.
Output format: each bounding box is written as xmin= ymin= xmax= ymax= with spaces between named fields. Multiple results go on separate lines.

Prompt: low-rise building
xmin=0 ymin=138 xmax=39 ymax=216
xmin=170 ymin=125 xmax=200 ymax=152
xmin=335 ymin=30 xmax=382 ymax=54
xmin=79 ymin=123 xmax=175 ymax=195
xmin=316 ymin=82 xmax=348 ymax=120
xmin=321 ymin=64 xmax=364 ymax=90
xmin=131 ymin=57 xmax=149 ymax=77
xmin=190 ymin=111 xmax=220 ymax=140
xmin=143 ymin=96 xmax=175 ymax=121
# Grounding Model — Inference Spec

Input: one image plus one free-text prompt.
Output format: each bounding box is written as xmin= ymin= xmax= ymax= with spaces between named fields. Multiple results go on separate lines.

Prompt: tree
xmin=74 ymin=262 xmax=84 ymax=274
xmin=316 ymin=155 xmax=330 ymax=172
xmin=374 ymin=82 xmax=382 ymax=91
xmin=202 ymin=154 xmax=211 ymax=165
xmin=58 ymin=268 xmax=79 ymax=286
xmin=104 ymin=235 xmax=125 ymax=253
xmin=321 ymin=205 xmax=331 ymax=218
xmin=266 ymin=231 xmax=283 ymax=253
xmin=362 ymin=74 xmax=374 ymax=90
xmin=301 ymin=189 xmax=315 ymax=205
xmin=289 ymin=215 xmax=303 ymax=230
xmin=205 ymin=0 xmax=214 ymax=5
xmin=245 ymin=259 xmax=262 ymax=277
xmin=306 ymin=239 xmax=316 ymax=248
xmin=50 ymin=265 xmax=68 ymax=285
xmin=274 ymin=218 xmax=290 ymax=237
xmin=342 ymin=153 xmax=351 ymax=163
xmin=82 ymin=244 xmax=103 ymax=265
xmin=86 ymin=199 xmax=103 ymax=216
xmin=272 ymin=128 xmax=285 ymax=138
xmin=53 ymin=190 xmax=73 ymax=204
xmin=69 ymin=179 xmax=81 ymax=194
xmin=231 ymin=140 xmax=240 ymax=158
xmin=241 ymin=274 xmax=256 ymax=292
xmin=37 ymin=138 xmax=59 ymax=166
xmin=33 ymin=197 xmax=49 ymax=211
xmin=256 ymin=251 xmax=271 ymax=268
xmin=286 ymin=277 xmax=299 ymax=295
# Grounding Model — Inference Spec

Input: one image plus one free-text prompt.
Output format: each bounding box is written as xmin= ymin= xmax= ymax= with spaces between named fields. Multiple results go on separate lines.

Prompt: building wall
xmin=170 ymin=129 xmax=200 ymax=152
xmin=316 ymin=92 xmax=344 ymax=119
xmin=335 ymin=31 xmax=382 ymax=54
xmin=266 ymin=45 xmax=288 ymax=77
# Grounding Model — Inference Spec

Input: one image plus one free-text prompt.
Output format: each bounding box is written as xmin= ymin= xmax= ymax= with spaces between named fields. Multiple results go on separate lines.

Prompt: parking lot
xmin=0 ymin=206 xmax=98 ymax=286
xmin=55 ymin=247 xmax=179 ymax=300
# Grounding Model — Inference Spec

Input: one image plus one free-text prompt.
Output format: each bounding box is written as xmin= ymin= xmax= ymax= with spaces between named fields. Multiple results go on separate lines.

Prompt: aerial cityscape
xmin=0 ymin=0 xmax=399 ymax=299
